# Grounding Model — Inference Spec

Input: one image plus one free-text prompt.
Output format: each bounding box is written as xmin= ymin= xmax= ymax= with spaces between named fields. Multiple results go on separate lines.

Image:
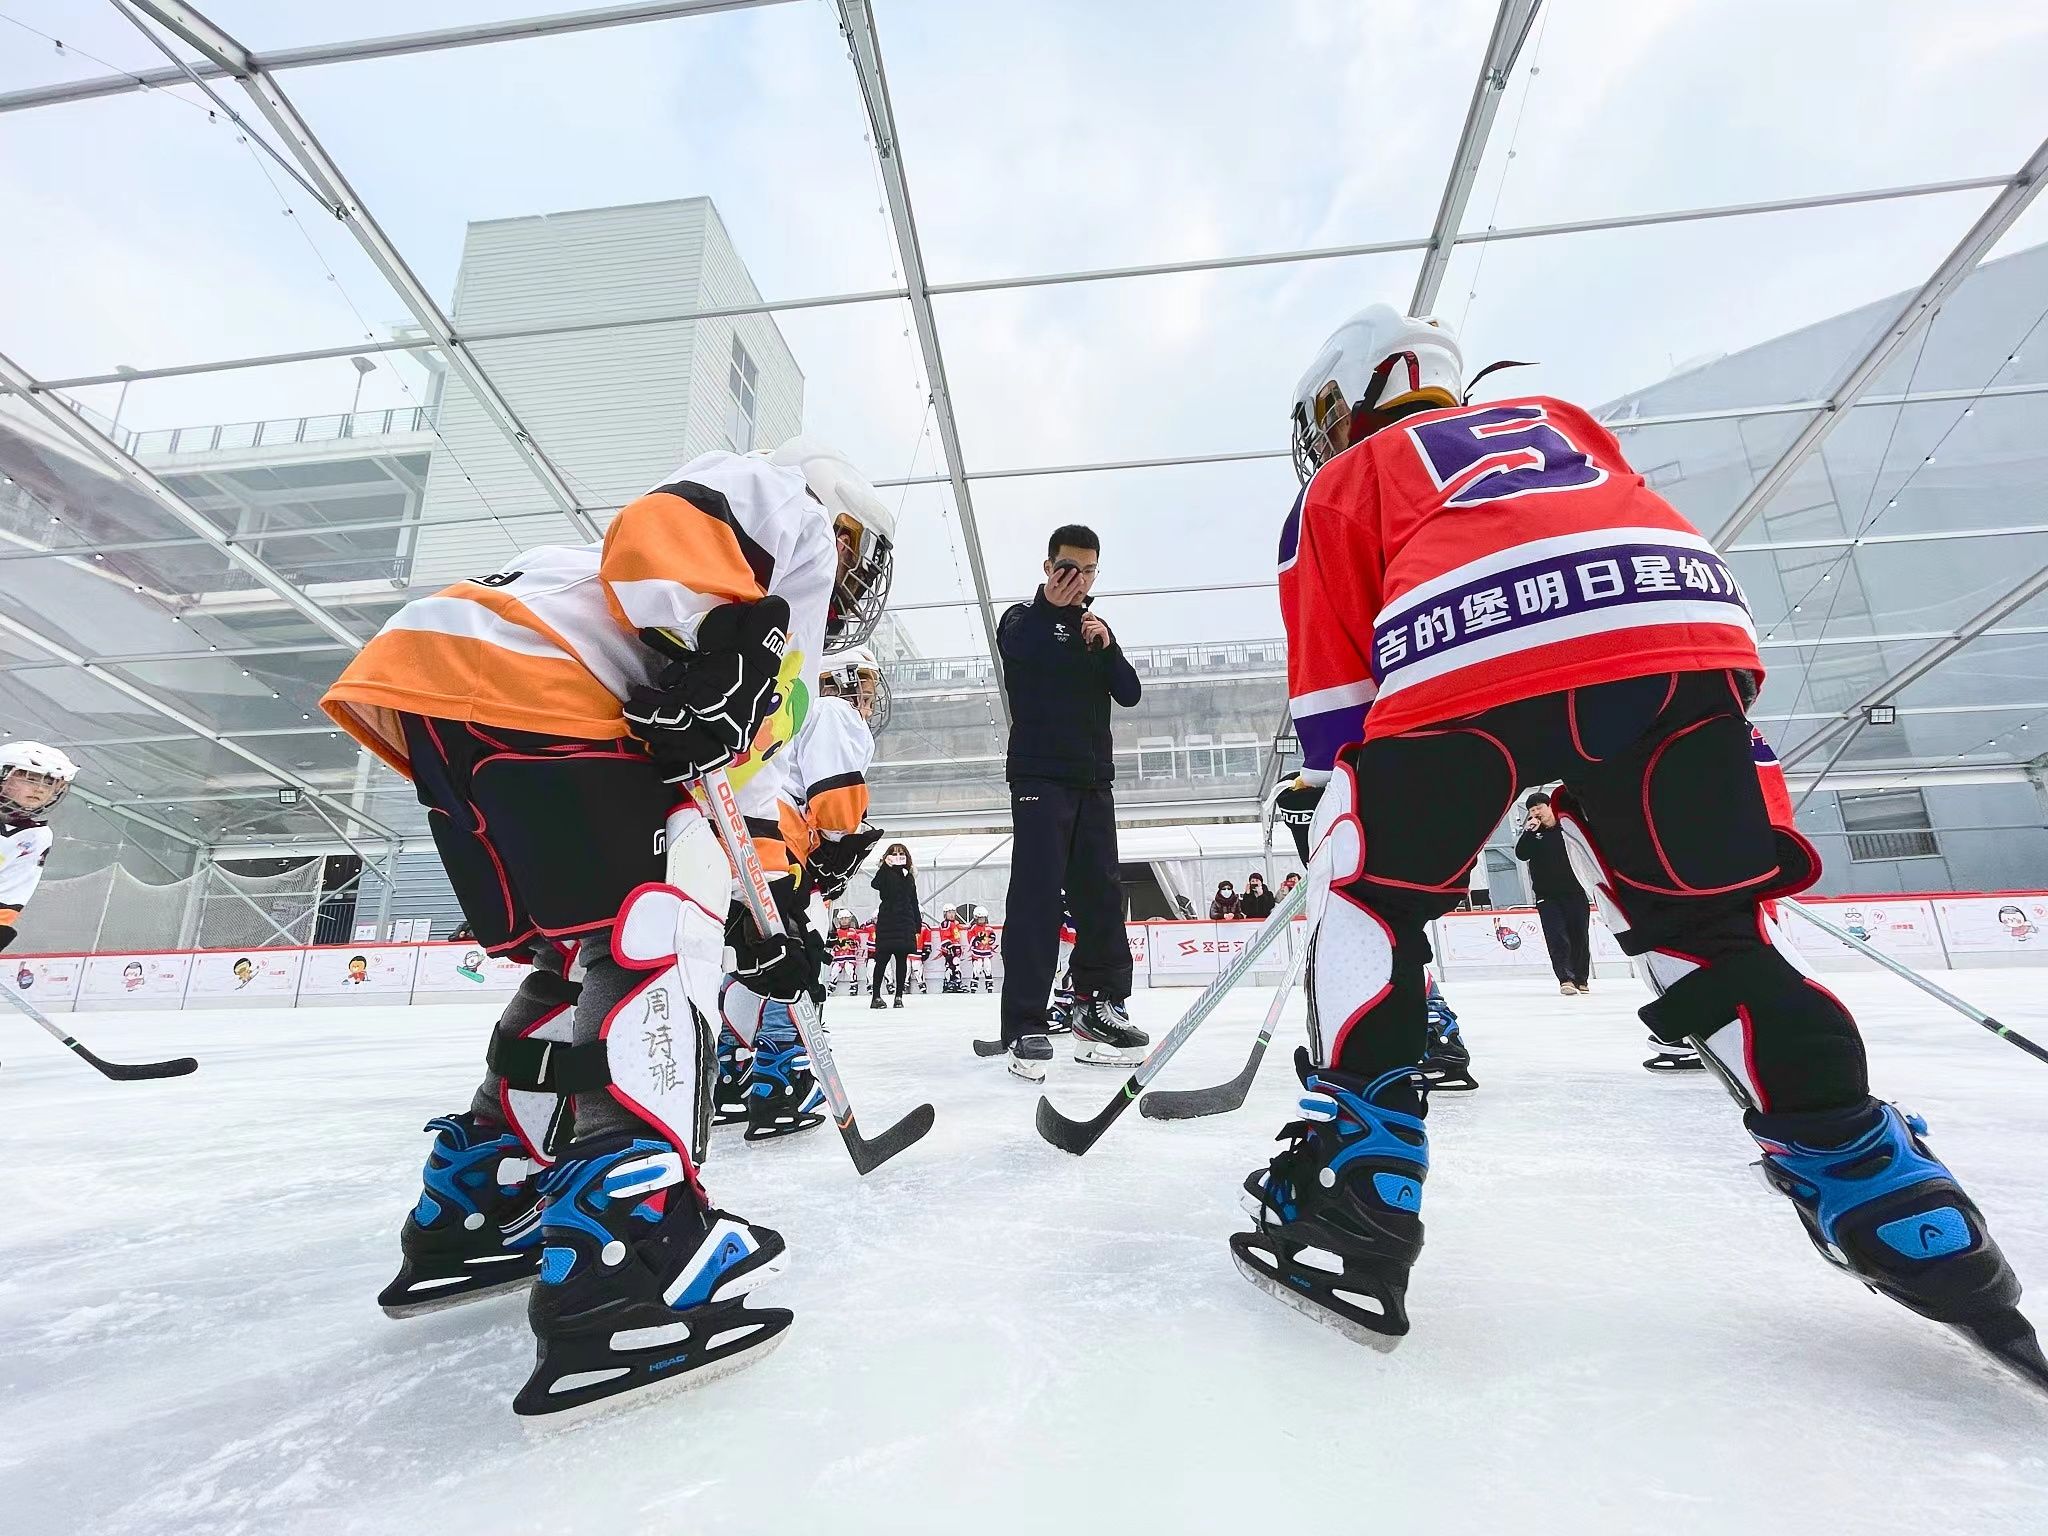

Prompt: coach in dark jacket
xmin=996 ymin=524 xmax=1143 ymax=1046
xmin=1515 ymin=790 xmax=1592 ymax=994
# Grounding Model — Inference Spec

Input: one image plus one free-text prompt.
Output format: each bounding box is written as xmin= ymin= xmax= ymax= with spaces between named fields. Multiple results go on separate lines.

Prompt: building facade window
xmin=1837 ymin=787 xmax=1940 ymax=861
xmin=724 ymin=337 xmax=759 ymax=452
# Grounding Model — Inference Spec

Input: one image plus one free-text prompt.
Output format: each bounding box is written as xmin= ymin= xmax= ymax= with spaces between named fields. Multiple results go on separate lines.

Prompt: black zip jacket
xmin=1514 ymin=822 xmax=1588 ymax=905
xmin=999 ymin=588 xmax=1142 ymax=787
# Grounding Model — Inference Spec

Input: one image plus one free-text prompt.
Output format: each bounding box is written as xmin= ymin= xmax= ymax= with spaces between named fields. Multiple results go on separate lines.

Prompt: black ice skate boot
xmin=1419 ymin=980 xmax=1476 ymax=1093
xmin=742 ymin=1010 xmax=826 ymax=1142
xmin=1231 ymin=1050 xmax=1427 ymax=1349
xmin=1749 ymin=1098 xmax=2047 ymax=1395
xmin=379 ymin=1112 xmax=542 ymax=1317
xmin=513 ymin=1131 xmax=791 ymax=1422
xmin=1070 ymin=993 xmax=1148 ymax=1065
xmin=713 ymin=1022 xmax=752 ymax=1127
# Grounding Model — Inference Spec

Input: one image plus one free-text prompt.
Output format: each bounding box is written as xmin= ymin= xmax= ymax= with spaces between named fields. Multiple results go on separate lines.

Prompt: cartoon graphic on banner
xmin=80 ymin=953 xmax=193 ymax=1006
xmin=188 ymin=949 xmax=304 ymax=1000
xmin=300 ymin=946 xmax=418 ymax=997
xmin=1933 ymin=895 xmax=2048 ymax=955
xmin=10 ymin=954 xmax=84 ymax=1003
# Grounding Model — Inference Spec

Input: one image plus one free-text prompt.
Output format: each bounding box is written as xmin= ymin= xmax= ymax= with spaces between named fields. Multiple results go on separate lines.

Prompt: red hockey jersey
xmin=1281 ymin=396 xmax=1761 ymax=774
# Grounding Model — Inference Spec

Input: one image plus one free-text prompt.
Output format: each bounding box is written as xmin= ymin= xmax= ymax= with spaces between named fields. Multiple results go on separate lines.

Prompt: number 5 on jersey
xmin=1408 ymin=404 xmax=1606 ymax=506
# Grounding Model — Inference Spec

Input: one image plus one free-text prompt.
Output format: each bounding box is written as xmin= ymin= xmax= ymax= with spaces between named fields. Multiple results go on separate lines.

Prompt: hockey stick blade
xmin=841 ymin=1101 xmax=938 ymax=1175
xmin=1 ymin=984 xmax=200 ymax=1080
xmin=1035 ymin=1078 xmax=1136 ymax=1155
xmin=1141 ymin=936 xmax=1309 ymax=1121
xmin=971 ymin=1037 xmax=1006 ymax=1058
xmin=74 ymin=1044 xmax=199 ymax=1081
xmin=1033 ymin=882 xmax=1308 ymax=1156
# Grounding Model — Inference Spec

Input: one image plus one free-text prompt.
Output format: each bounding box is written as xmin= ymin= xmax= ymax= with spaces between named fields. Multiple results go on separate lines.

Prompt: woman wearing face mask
xmin=869 ymin=843 xmax=922 ymax=1009
xmin=1210 ymin=879 xmax=1242 ymax=921
xmin=1238 ymin=871 xmax=1276 ymax=921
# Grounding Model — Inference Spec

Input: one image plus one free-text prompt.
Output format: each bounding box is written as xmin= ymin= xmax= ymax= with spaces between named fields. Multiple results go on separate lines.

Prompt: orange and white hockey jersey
xmin=322 ymin=451 xmax=836 ymax=823
xmin=783 ymin=693 xmax=874 ymax=857
xmin=0 ymin=815 xmax=52 ymax=931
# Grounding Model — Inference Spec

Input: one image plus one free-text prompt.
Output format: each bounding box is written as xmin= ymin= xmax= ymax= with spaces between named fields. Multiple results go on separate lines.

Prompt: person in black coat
xmin=868 ymin=843 xmax=922 ymax=1008
xmin=1237 ymin=872 xmax=1276 ymax=922
xmin=1515 ymin=790 xmax=1592 ymax=995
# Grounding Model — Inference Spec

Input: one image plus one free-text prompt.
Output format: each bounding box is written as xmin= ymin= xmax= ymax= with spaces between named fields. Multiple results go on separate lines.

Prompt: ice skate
xmin=743 ymin=1014 xmax=826 ymax=1141
xmin=1749 ymin=1098 xmax=2047 ymax=1395
xmin=378 ymin=1112 xmax=542 ymax=1317
xmin=1007 ymin=1033 xmax=1052 ymax=1082
xmin=713 ymin=1023 xmax=753 ymax=1126
xmin=512 ymin=1132 xmax=791 ymax=1421
xmin=1643 ymin=1035 xmax=1706 ymax=1073
xmin=1070 ymin=994 xmax=1147 ymax=1065
xmin=1231 ymin=1050 xmax=1426 ymax=1350
xmin=1045 ymin=992 xmax=1075 ymax=1035
xmin=1419 ymin=981 xmax=1476 ymax=1093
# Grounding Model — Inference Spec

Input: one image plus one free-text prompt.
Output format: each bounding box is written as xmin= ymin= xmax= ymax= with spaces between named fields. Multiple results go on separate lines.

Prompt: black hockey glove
xmin=1273 ymin=778 xmax=1323 ymax=866
xmin=0 ymin=922 xmax=17 ymax=954
xmin=624 ymin=596 xmax=791 ymax=783
xmin=724 ymin=879 xmax=827 ymax=1007
xmin=806 ymin=823 xmax=885 ymax=903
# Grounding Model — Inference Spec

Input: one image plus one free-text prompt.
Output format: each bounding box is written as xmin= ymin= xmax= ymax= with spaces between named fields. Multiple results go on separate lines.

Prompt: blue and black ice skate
xmin=1749 ymin=1098 xmax=2048 ymax=1396
xmin=513 ymin=1131 xmax=791 ymax=1421
xmin=713 ymin=1022 xmax=752 ymax=1128
xmin=1232 ymin=1049 xmax=1428 ymax=1349
xmin=1419 ymin=978 xmax=1476 ymax=1093
xmin=743 ymin=1014 xmax=827 ymax=1142
xmin=378 ymin=1112 xmax=542 ymax=1317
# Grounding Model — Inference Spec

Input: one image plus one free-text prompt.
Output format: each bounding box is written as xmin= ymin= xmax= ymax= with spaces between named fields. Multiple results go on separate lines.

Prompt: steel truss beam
xmin=1713 ymin=133 xmax=2048 ymax=548
xmin=4 ymin=173 xmax=2006 ymax=399
xmin=1778 ymin=564 xmax=2048 ymax=769
xmin=836 ymin=0 xmax=1009 ymax=723
xmin=123 ymin=1 xmax=602 ymax=541
xmin=0 ymin=1 xmax=797 ymax=115
xmin=0 ymin=347 xmax=364 ymax=649
xmin=0 ymin=607 xmax=403 ymax=841
xmin=1412 ymin=0 xmax=1543 ymax=313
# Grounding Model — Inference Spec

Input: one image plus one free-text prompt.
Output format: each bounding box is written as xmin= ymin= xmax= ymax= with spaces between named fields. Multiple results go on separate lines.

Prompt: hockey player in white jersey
xmin=0 ymin=742 xmax=78 ymax=957
xmin=322 ymin=436 xmax=898 ymax=1418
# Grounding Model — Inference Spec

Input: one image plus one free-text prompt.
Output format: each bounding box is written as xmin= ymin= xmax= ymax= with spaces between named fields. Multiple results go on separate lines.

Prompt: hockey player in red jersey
xmin=1242 ymin=304 xmax=2042 ymax=1392
xmin=966 ymin=906 xmax=999 ymax=993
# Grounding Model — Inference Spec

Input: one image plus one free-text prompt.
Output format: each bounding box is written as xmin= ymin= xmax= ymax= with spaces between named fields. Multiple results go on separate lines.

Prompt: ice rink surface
xmin=2 ymin=969 xmax=2045 ymax=1535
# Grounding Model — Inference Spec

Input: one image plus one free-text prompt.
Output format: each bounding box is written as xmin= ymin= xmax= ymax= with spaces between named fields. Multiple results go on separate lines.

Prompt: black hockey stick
xmin=1140 ymin=930 xmax=1308 ymax=1121
xmin=696 ymin=769 xmax=935 ymax=1175
xmin=1781 ymin=898 xmax=2048 ymax=1067
xmin=1035 ymin=880 xmax=1307 ymax=1155
xmin=0 ymin=981 xmax=198 ymax=1080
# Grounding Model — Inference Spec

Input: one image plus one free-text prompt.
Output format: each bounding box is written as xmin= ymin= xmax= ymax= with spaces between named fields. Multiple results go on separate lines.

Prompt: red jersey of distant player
xmin=917 ymin=924 xmax=936 ymax=957
xmin=1280 ymin=395 xmax=1763 ymax=774
xmin=858 ymin=920 xmax=876 ymax=960
xmin=968 ymin=921 xmax=997 ymax=958
xmin=940 ymin=920 xmax=965 ymax=955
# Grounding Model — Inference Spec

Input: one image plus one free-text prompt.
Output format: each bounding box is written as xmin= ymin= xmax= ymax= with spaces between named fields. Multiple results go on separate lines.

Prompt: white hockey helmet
xmin=0 ymin=740 xmax=78 ymax=819
xmin=969 ymin=904 xmax=989 ymax=924
xmin=819 ymin=642 xmax=891 ymax=736
xmin=834 ymin=907 xmax=856 ymax=928
xmin=1289 ymin=305 xmax=1465 ymax=483
xmin=767 ymin=436 xmax=896 ymax=650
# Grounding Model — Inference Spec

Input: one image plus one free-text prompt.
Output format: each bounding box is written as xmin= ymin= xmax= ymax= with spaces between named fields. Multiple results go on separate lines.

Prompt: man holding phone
xmin=990 ymin=525 xmax=1147 ymax=1079
xmin=1515 ymin=790 xmax=1593 ymax=995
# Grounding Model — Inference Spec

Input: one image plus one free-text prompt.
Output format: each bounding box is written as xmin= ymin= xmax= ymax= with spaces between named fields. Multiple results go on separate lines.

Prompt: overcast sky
xmin=4 ymin=0 xmax=2047 ymax=658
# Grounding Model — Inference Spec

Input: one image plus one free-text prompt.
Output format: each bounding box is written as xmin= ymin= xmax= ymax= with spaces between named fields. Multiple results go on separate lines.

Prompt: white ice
xmin=3 ymin=970 xmax=2046 ymax=1535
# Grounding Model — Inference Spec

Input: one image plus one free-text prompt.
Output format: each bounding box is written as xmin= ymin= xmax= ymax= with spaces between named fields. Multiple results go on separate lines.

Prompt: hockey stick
xmin=1781 ymin=897 xmax=2048 ymax=1067
xmin=694 ymin=768 xmax=936 ymax=1174
xmin=1035 ymin=879 xmax=1308 ymax=1155
xmin=1140 ymin=928 xmax=1308 ymax=1120
xmin=0 ymin=981 xmax=198 ymax=1080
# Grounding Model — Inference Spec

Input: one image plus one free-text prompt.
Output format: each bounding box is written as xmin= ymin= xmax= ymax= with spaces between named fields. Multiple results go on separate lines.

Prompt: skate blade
xmin=1072 ymin=1052 xmax=1143 ymax=1068
xmin=1006 ymin=1058 xmax=1047 ymax=1083
xmin=1643 ymin=1056 xmax=1707 ymax=1074
xmin=1422 ymin=1076 xmax=1478 ymax=1093
xmin=378 ymin=1264 xmax=537 ymax=1319
xmin=742 ymin=1112 xmax=827 ymax=1143
xmin=1229 ymin=1241 xmax=1406 ymax=1354
xmin=516 ymin=1313 xmax=793 ymax=1432
xmin=1947 ymin=1320 xmax=2048 ymax=1400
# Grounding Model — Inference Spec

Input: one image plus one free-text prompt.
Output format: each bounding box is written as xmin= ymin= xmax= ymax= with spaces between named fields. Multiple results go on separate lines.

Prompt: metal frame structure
xmin=0 ymin=0 xmax=2043 ymax=853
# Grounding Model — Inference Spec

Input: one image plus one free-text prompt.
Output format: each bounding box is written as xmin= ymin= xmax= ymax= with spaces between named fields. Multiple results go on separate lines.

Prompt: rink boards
xmin=7 ymin=892 xmax=2046 ymax=1010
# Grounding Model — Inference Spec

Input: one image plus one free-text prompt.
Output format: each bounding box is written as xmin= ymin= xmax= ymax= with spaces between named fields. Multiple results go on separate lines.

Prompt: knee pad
xmin=1638 ymin=944 xmax=1860 ymax=1112
xmin=491 ymin=958 xmax=583 ymax=1164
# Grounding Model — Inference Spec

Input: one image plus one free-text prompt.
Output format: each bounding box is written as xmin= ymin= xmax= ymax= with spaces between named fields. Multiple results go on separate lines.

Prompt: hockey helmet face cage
xmin=1289 ymin=305 xmax=1465 ymax=484
xmin=0 ymin=740 xmax=78 ymax=818
xmin=828 ymin=515 xmax=893 ymax=651
xmin=764 ymin=437 xmax=898 ymax=652
xmin=819 ymin=645 xmax=890 ymax=737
